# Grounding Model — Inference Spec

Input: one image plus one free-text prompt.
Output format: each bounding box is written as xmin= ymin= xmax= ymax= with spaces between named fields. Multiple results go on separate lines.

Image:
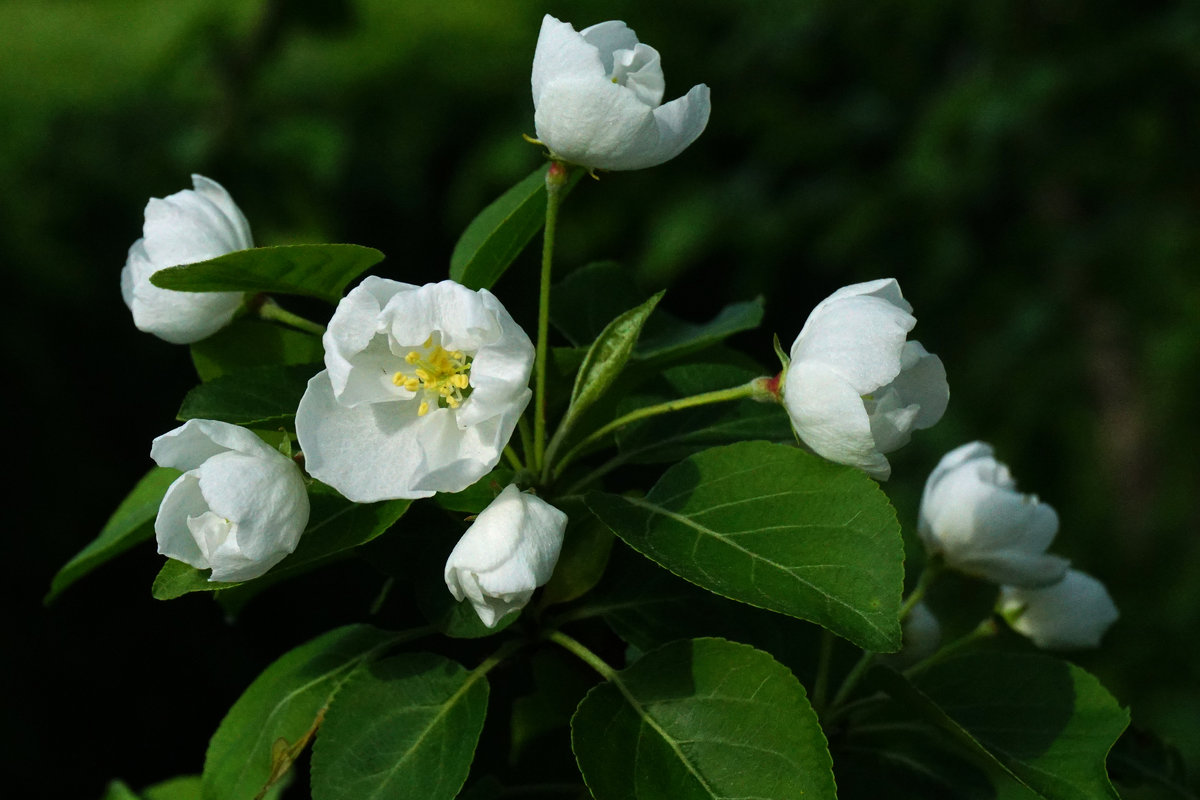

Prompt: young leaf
xmin=587 ymin=441 xmax=904 ymax=652
xmin=152 ymin=488 xmax=410 ymax=600
xmin=571 ymin=638 xmax=837 ymax=800
xmin=310 ymin=653 xmax=490 ymax=800
xmin=149 ymin=244 xmax=384 ymax=305
xmin=558 ymin=292 xmax=663 ymax=444
xmin=46 ymin=467 xmax=180 ymax=603
xmin=190 ymin=318 xmax=324 ymax=382
xmin=635 ymin=297 xmax=765 ymax=363
xmin=202 ymin=625 xmax=399 ymax=800
xmin=177 ymin=364 xmax=318 ymax=428
xmin=450 ymin=163 xmax=583 ymax=290
xmin=876 ymin=653 xmax=1130 ymax=799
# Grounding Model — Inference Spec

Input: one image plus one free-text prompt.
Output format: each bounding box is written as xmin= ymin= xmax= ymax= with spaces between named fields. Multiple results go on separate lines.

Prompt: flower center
xmin=392 ymin=336 xmax=473 ymax=416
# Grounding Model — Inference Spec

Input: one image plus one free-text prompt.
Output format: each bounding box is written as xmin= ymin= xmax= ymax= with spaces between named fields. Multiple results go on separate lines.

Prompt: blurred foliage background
xmin=7 ymin=0 xmax=1199 ymax=795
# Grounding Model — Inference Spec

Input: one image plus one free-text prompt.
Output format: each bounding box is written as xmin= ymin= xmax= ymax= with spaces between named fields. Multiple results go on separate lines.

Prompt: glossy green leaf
xmin=177 ymin=364 xmax=317 ymax=428
xmin=152 ymin=486 xmax=409 ymax=600
xmin=539 ymin=497 xmax=614 ymax=607
xmin=190 ymin=318 xmax=325 ymax=382
xmin=202 ymin=625 xmax=398 ymax=800
xmin=434 ymin=468 xmax=515 ymax=514
xmin=571 ymin=638 xmax=837 ymax=800
xmin=310 ymin=653 xmax=490 ymax=800
xmin=559 ymin=292 xmax=663 ymax=443
xmin=551 ymin=261 xmax=764 ymax=362
xmin=877 ymin=653 xmax=1130 ymax=799
xmin=587 ymin=441 xmax=904 ymax=651
xmin=149 ymin=244 xmax=384 ymax=304
xmin=46 ymin=467 xmax=180 ymax=603
xmin=102 ymin=781 xmax=142 ymax=800
xmin=450 ymin=164 xmax=583 ymax=290
xmin=1108 ymin=725 xmax=1197 ymax=799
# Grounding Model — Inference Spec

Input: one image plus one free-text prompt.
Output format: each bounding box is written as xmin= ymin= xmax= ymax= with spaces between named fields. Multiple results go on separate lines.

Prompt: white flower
xmin=1000 ymin=569 xmax=1119 ymax=649
xmin=531 ymin=14 xmax=711 ymax=171
xmin=151 ymin=419 xmax=310 ymax=582
xmin=121 ymin=175 xmax=253 ymax=344
xmin=781 ymin=279 xmax=948 ymax=479
xmin=295 ymin=277 xmax=534 ymax=503
xmin=444 ymin=485 xmax=567 ymax=627
xmin=901 ymin=601 xmax=943 ymax=662
xmin=919 ymin=442 xmax=1069 ymax=587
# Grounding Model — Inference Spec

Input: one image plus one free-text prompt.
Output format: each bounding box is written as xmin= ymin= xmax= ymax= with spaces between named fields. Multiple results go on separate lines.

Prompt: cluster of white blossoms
xmin=918 ymin=442 xmax=1118 ymax=649
xmin=120 ymin=16 xmax=1116 ymax=641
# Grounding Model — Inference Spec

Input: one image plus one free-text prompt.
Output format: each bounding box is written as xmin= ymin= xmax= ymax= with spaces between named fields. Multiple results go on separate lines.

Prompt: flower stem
xmin=899 ymin=558 xmax=942 ymax=622
xmin=533 ymin=162 xmax=570 ymax=474
xmin=546 ymin=630 xmax=617 ymax=681
xmin=829 ymin=649 xmax=876 ymax=711
xmin=503 ymin=445 xmax=524 ymax=472
xmin=903 ymin=617 xmax=999 ymax=679
xmin=811 ymin=629 xmax=836 ymax=713
xmin=256 ymin=297 xmax=326 ymax=336
xmin=550 ymin=379 xmax=766 ymax=480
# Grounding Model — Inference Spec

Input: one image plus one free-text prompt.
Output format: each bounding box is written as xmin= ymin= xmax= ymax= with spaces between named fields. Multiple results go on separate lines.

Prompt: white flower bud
xmin=919 ymin=442 xmax=1069 ymax=587
xmin=531 ymin=15 xmax=711 ymax=171
xmin=151 ymin=420 xmax=309 ymax=582
xmin=1000 ymin=569 xmax=1119 ymax=650
xmin=782 ymin=279 xmax=948 ymax=479
xmin=121 ymin=175 xmax=252 ymax=343
xmin=444 ymin=485 xmax=567 ymax=628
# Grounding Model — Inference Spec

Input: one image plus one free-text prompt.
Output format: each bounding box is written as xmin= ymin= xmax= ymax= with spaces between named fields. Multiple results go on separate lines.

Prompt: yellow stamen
xmin=417 ymin=401 xmax=430 ymax=416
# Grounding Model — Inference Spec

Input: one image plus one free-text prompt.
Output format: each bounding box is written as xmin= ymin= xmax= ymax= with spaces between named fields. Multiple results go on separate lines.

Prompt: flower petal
xmin=155 ymin=472 xmax=210 ymax=568
xmin=784 ymin=360 xmax=890 ymax=479
xmin=142 ymin=176 xmax=252 ymax=266
xmin=151 ymin=418 xmax=279 ymax=471
xmin=1001 ymin=570 xmax=1119 ymax=649
xmin=578 ymin=19 xmax=640 ymax=72
xmin=532 ymin=15 xmax=606 ymax=108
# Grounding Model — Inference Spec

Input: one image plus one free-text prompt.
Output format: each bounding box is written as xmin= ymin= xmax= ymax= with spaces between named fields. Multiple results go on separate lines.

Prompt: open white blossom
xmin=782 ymin=279 xmax=948 ymax=479
xmin=296 ymin=277 xmax=534 ymax=503
xmin=1000 ymin=569 xmax=1119 ymax=649
xmin=151 ymin=419 xmax=309 ymax=582
xmin=532 ymin=14 xmax=711 ymax=171
xmin=121 ymin=175 xmax=252 ymax=344
xmin=444 ymin=485 xmax=567 ymax=627
xmin=919 ymin=442 xmax=1069 ymax=587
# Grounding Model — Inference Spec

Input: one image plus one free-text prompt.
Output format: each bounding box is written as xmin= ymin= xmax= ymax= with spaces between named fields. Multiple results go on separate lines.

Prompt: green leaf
xmin=566 ymin=543 xmax=820 ymax=681
xmin=539 ymin=497 xmax=614 ymax=607
xmin=635 ymin=297 xmax=765 ymax=363
xmin=450 ymin=163 xmax=583 ymax=290
xmin=47 ymin=467 xmax=180 ymax=603
xmin=152 ymin=486 xmax=410 ymax=600
xmin=202 ymin=625 xmax=398 ymax=800
xmin=310 ymin=653 xmax=490 ymax=800
xmin=559 ymin=292 xmax=663 ymax=443
xmin=140 ymin=776 xmax=202 ymax=800
xmin=434 ymin=468 xmax=514 ymax=514
xmin=150 ymin=244 xmax=384 ymax=305
xmin=1108 ymin=725 xmax=1197 ymax=799
xmin=571 ymin=638 xmax=837 ymax=800
xmin=877 ymin=653 xmax=1130 ymax=799
xmin=177 ymin=364 xmax=317 ymax=428
xmin=190 ymin=318 xmax=325 ymax=382
xmin=102 ymin=781 xmax=142 ymax=800
xmin=587 ymin=441 xmax=904 ymax=651
xmin=550 ymin=261 xmax=764 ymax=362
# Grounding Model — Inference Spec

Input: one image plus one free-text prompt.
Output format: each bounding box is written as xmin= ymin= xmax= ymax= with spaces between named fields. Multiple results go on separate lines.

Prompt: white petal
xmin=190 ymin=175 xmax=253 ymax=250
xmin=324 ymin=276 xmax=412 ymax=404
xmin=195 ymin=451 xmax=308 ymax=562
xmin=791 ymin=291 xmax=915 ymax=395
xmin=142 ymin=176 xmax=251 ymax=266
xmin=534 ymin=78 xmax=661 ymax=169
xmin=1001 ymin=570 xmax=1119 ymax=649
xmin=783 ymin=360 xmax=890 ymax=479
xmin=531 ymin=15 xmax=606 ymax=108
xmin=890 ymin=341 xmax=949 ymax=430
xmin=155 ymin=472 xmax=209 ymax=567
xmin=123 ymin=239 xmax=243 ymax=344
xmin=578 ymin=20 xmax=640 ymax=72
xmin=611 ymin=43 xmax=665 ymax=107
xmin=151 ymin=418 xmax=279 ymax=471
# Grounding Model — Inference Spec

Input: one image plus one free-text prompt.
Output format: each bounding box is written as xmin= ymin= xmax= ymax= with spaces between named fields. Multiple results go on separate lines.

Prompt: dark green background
xmin=9 ymin=0 xmax=1199 ymax=795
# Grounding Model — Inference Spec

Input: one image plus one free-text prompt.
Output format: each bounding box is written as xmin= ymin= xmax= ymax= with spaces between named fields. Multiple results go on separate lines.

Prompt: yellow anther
xmin=417 ymin=401 xmax=430 ymax=416
xmin=415 ymin=368 xmax=431 ymax=382
xmin=446 ymin=396 xmax=460 ymax=408
xmin=451 ymin=351 xmax=464 ymax=360
xmin=403 ymin=378 xmax=420 ymax=392
xmin=439 ymin=385 xmax=453 ymax=396
xmin=423 ymin=335 xmax=433 ymax=348
xmin=452 ymin=374 xmax=470 ymax=389
xmin=405 ymin=351 xmax=421 ymax=364
xmin=392 ymin=372 xmax=405 ymax=387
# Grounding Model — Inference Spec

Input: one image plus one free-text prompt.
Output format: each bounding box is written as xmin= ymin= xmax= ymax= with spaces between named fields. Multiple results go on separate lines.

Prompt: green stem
xmin=551 ymin=380 xmax=764 ymax=480
xmin=829 ymin=649 xmax=876 ymax=711
xmin=256 ymin=297 xmax=326 ymax=336
xmin=533 ymin=163 xmax=569 ymax=473
xmin=504 ymin=445 xmax=524 ymax=472
xmin=899 ymin=558 xmax=942 ymax=622
xmin=903 ymin=617 xmax=999 ymax=679
xmin=547 ymin=630 xmax=617 ymax=681
xmin=518 ymin=416 xmax=535 ymax=471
